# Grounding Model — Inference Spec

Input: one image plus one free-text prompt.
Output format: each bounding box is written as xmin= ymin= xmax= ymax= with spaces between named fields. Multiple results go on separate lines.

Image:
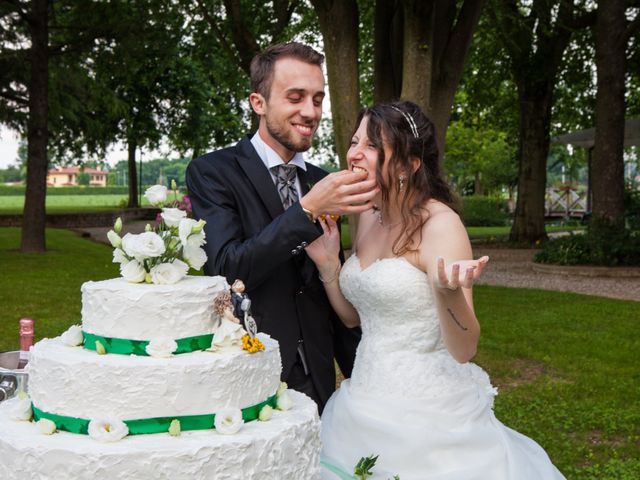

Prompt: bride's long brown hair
xmin=358 ymin=100 xmax=458 ymax=256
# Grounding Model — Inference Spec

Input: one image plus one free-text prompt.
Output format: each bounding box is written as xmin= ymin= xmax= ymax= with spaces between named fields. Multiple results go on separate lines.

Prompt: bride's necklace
xmin=376 ymin=209 xmax=402 ymax=229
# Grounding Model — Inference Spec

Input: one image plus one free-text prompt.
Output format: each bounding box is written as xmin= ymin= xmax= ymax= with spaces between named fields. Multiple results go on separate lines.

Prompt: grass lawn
xmin=1 ymin=227 xmax=638 ymax=479
xmin=0 ymin=194 xmax=152 ymax=214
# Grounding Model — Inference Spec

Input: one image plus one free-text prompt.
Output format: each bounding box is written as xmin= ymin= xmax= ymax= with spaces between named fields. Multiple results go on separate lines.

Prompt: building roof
xmin=48 ymin=166 xmax=106 ymax=175
xmin=552 ymin=118 xmax=640 ymax=148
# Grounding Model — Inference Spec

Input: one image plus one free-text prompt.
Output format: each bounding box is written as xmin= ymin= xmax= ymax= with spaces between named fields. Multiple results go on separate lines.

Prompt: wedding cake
xmin=0 ymin=186 xmax=321 ymax=479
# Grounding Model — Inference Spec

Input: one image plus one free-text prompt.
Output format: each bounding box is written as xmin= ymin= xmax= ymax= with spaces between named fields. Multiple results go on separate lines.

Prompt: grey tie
xmin=271 ymin=164 xmax=299 ymax=210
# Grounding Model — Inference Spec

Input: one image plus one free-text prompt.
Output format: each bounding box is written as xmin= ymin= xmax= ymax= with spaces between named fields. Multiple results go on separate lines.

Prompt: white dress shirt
xmin=251 ymin=132 xmax=308 ymax=198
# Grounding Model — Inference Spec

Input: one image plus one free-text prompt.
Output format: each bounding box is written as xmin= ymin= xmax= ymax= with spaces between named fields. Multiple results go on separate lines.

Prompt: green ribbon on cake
xmin=32 ymin=394 xmax=278 ymax=436
xmin=82 ymin=331 xmax=215 ymax=356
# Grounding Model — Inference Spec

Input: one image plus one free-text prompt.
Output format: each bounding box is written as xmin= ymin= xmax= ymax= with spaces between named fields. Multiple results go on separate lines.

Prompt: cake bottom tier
xmin=0 ymin=391 xmax=320 ymax=480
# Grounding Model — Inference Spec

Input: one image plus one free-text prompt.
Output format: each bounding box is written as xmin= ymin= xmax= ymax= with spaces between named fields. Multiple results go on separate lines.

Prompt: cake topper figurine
xmin=231 ymin=280 xmax=258 ymax=339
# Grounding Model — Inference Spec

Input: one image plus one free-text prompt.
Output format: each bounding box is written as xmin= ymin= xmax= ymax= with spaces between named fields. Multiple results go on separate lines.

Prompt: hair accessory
xmin=389 ymin=106 xmax=419 ymax=139
xmin=399 ymin=175 xmax=406 ymax=191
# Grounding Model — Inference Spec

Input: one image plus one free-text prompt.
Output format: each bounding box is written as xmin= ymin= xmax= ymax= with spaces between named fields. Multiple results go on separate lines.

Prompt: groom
xmin=186 ymin=42 xmax=377 ymax=411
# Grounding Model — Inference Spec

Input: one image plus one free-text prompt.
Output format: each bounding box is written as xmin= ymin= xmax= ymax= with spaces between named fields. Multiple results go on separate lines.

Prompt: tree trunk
xmin=429 ymin=0 xmax=486 ymax=159
xmin=474 ymin=171 xmax=483 ymax=196
xmin=310 ymin=0 xmax=360 ymax=169
xmin=592 ymin=0 xmax=626 ymax=227
xmin=127 ymin=139 xmax=139 ymax=208
xmin=509 ymin=88 xmax=553 ymax=243
xmin=310 ymin=0 xmax=361 ymax=243
xmin=21 ymin=0 xmax=49 ymax=253
xmin=373 ymin=0 xmax=403 ymax=103
xmin=400 ymin=0 xmax=434 ymax=112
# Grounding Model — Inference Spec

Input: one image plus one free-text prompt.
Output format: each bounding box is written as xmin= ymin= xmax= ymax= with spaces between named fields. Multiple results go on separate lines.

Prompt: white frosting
xmin=0 ymin=390 xmax=320 ymax=480
xmin=81 ymin=276 xmax=228 ymax=340
xmin=28 ymin=334 xmax=281 ymax=420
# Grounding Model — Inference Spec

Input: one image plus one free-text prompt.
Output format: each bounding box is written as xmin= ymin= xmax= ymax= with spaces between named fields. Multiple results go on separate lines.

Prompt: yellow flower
xmin=241 ymin=335 xmax=265 ymax=354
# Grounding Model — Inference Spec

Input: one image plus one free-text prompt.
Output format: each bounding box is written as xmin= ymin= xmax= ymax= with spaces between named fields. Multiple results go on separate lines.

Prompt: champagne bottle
xmin=18 ymin=318 xmax=34 ymax=369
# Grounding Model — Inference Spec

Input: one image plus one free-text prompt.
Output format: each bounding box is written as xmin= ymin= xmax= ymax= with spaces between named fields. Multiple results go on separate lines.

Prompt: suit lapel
xmin=297 ymin=166 xmax=311 ymax=196
xmin=236 ymin=136 xmax=284 ymax=220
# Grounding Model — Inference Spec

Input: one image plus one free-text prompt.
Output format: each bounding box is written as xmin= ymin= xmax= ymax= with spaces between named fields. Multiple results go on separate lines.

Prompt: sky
xmin=0 ymin=126 xmax=21 ymax=168
xmin=0 ymin=125 xmax=170 ymax=170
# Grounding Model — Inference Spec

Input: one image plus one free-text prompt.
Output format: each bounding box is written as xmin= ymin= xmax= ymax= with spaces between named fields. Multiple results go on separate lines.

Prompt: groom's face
xmin=254 ymin=57 xmax=325 ymax=160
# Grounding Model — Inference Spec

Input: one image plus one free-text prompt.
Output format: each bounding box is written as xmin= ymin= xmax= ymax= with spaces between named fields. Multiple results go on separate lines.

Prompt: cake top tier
xmin=82 ymin=275 xmax=229 ymax=341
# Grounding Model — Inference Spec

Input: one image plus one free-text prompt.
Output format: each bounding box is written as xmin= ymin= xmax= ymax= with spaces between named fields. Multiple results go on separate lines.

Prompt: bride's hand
xmin=304 ymin=216 xmax=341 ymax=269
xmin=434 ymin=256 xmax=489 ymax=292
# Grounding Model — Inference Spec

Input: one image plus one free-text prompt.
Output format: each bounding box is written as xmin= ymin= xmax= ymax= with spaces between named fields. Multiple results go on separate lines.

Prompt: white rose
xmin=112 ymin=248 xmax=128 ymax=264
xmin=149 ymin=260 xmax=188 ymax=285
xmin=106 ymin=230 xmax=122 ymax=248
xmin=178 ymin=218 xmax=197 ymax=245
xmin=88 ymin=417 xmax=129 ymax=442
xmin=9 ymin=396 xmax=32 ymax=421
xmin=144 ymin=185 xmax=168 ymax=205
xmin=127 ymin=232 xmax=166 ymax=260
xmin=276 ymin=390 xmax=294 ymax=411
xmin=182 ymin=244 xmax=207 ymax=270
xmin=214 ymin=407 xmax=243 ymax=435
xmin=188 ymin=231 xmax=206 ymax=248
xmin=145 ymin=337 xmax=178 ymax=358
xmin=258 ymin=405 xmax=273 ymax=422
xmin=178 ymin=218 xmax=206 ymax=247
xmin=60 ymin=325 xmax=84 ymax=347
xmin=37 ymin=418 xmax=57 ymax=435
xmin=120 ymin=260 xmax=146 ymax=283
xmin=161 ymin=208 xmax=187 ymax=227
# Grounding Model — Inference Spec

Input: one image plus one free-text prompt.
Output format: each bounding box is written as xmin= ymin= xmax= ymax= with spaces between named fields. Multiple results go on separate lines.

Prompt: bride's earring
xmin=399 ymin=175 xmax=406 ymax=192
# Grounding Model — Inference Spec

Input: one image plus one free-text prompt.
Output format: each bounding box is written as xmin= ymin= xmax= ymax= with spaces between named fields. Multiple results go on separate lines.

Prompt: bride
xmin=305 ymin=101 xmax=565 ymax=479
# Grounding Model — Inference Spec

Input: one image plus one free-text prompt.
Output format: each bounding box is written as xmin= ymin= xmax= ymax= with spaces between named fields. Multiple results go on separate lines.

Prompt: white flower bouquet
xmin=108 ymin=182 xmax=207 ymax=285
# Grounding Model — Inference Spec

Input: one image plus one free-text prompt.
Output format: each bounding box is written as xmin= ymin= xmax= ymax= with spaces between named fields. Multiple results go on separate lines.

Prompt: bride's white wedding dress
xmin=320 ymin=255 xmax=565 ymax=480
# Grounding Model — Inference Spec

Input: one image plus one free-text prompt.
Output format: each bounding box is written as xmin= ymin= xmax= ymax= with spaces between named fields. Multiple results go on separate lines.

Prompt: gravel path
xmin=473 ymin=247 xmax=640 ymax=302
xmin=77 ymin=225 xmax=640 ymax=302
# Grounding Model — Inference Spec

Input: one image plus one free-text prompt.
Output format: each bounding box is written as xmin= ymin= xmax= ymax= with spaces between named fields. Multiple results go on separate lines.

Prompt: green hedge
xmin=0 ymin=186 xmax=157 ymax=196
xmin=461 ymin=195 xmax=511 ymax=227
xmin=535 ymin=225 xmax=640 ymax=266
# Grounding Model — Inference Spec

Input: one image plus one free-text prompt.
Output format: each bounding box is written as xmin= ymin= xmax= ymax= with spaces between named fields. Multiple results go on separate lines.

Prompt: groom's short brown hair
xmin=250 ymin=42 xmax=324 ymax=100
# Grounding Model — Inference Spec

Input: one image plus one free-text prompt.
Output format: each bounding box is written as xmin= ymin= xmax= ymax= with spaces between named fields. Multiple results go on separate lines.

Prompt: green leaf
xmin=354 ymin=455 xmax=378 ymax=479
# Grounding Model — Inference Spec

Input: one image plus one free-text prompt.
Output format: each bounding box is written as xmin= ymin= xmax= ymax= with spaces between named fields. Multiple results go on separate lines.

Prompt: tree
xmin=591 ymin=0 xmax=640 ymax=227
xmin=0 ymin=1 xmax=128 ymax=251
xmin=490 ymin=0 xmax=592 ymax=244
xmin=373 ymin=0 xmax=487 ymax=158
xmin=444 ymin=121 xmax=517 ymax=196
xmin=309 ymin=0 xmax=361 ymax=170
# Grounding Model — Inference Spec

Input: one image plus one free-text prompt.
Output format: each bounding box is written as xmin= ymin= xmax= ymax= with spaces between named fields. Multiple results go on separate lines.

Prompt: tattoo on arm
xmin=447 ymin=308 xmax=468 ymax=331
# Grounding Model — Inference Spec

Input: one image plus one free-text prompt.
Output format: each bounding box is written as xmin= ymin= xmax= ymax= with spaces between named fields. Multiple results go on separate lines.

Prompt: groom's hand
xmin=300 ymin=169 xmax=379 ymax=217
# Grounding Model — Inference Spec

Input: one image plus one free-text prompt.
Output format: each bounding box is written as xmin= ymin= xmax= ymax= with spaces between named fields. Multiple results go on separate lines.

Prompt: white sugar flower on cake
xmin=107 ymin=183 xmax=208 ymax=285
xmin=276 ymin=390 xmax=294 ymax=411
xmin=145 ymin=338 xmax=178 ymax=358
xmin=258 ymin=405 xmax=273 ymax=421
xmin=60 ymin=325 xmax=84 ymax=347
xmin=214 ymin=408 xmax=244 ymax=435
xmin=9 ymin=396 xmax=33 ymax=421
xmin=37 ymin=418 xmax=57 ymax=435
xmin=88 ymin=417 xmax=129 ymax=442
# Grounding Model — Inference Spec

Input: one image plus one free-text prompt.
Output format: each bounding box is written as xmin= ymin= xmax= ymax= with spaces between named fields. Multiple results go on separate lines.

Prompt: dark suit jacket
xmin=186 ymin=135 xmax=360 ymax=408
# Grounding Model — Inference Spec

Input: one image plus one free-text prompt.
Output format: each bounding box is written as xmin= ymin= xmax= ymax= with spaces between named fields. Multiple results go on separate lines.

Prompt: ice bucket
xmin=0 ymin=351 xmax=29 ymax=402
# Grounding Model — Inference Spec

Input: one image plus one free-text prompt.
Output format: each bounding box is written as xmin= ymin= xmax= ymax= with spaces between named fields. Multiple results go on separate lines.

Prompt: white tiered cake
xmin=0 ymin=275 xmax=321 ymax=479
